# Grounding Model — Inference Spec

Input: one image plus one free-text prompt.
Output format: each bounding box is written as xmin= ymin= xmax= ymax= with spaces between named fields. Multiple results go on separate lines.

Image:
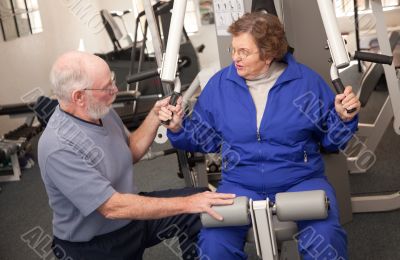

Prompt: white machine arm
xmin=160 ymin=0 xmax=187 ymax=86
xmin=124 ymin=1 xmax=188 ymax=124
xmin=316 ymin=0 xmax=393 ymax=114
xmin=141 ymin=0 xmax=186 ymax=92
xmin=316 ymin=0 xmax=350 ymax=69
xmin=158 ymin=0 xmax=187 ymax=117
xmin=135 ymin=0 xmax=187 ymax=90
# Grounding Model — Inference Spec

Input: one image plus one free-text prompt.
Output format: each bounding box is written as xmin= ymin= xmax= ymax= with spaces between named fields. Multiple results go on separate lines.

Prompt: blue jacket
xmin=168 ymin=53 xmax=358 ymax=193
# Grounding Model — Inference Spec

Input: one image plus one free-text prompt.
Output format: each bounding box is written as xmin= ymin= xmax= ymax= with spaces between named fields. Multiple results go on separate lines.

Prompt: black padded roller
xmin=354 ymin=51 xmax=393 ymax=65
xmin=126 ymin=69 xmax=159 ymax=84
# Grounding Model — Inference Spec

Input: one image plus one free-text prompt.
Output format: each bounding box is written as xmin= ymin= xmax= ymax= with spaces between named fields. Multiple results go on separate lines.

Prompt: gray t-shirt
xmin=38 ymin=106 xmax=137 ymax=242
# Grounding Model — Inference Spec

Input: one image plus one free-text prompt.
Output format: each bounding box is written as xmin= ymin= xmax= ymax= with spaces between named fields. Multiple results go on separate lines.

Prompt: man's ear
xmin=71 ymin=89 xmax=85 ymax=106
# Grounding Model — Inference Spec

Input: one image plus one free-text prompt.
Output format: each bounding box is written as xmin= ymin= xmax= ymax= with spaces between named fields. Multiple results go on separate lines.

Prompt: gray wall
xmin=282 ymin=0 xmax=332 ymax=84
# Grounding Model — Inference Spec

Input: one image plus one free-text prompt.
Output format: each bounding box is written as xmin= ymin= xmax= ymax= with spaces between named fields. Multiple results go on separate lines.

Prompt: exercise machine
xmin=99 ymin=1 xmax=202 ymax=134
xmin=0 ymin=100 xmax=45 ymax=182
xmin=132 ymin=0 xmax=399 ymax=225
xmin=209 ymin=0 xmax=400 ymax=222
xmin=122 ymin=0 xmax=208 ymax=187
xmin=201 ymin=190 xmax=329 ymax=260
xmin=315 ymin=0 xmax=400 ymax=215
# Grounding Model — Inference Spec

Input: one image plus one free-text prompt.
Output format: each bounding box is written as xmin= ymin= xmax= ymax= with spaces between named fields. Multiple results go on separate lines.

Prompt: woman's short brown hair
xmin=228 ymin=12 xmax=288 ymax=61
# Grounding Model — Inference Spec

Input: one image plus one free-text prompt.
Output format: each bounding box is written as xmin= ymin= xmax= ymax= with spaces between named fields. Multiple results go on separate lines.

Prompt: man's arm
xmin=98 ymin=191 xmax=235 ymax=220
xmin=128 ymin=97 xmax=176 ymax=162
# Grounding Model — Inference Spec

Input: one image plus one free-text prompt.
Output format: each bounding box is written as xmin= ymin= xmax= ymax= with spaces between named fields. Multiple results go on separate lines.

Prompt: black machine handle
xmin=126 ymin=58 xmax=189 ymax=85
xmin=161 ymin=92 xmax=181 ymax=126
xmin=163 ymin=148 xmax=177 ymax=156
xmin=332 ymin=78 xmax=357 ymax=114
xmin=354 ymin=51 xmax=393 ymax=65
xmin=126 ymin=69 xmax=159 ymax=84
xmin=333 ymin=51 xmax=393 ymax=114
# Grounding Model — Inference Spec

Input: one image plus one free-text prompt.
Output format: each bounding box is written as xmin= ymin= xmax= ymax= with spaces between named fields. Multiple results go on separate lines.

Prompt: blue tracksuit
xmin=168 ymin=53 xmax=357 ymax=259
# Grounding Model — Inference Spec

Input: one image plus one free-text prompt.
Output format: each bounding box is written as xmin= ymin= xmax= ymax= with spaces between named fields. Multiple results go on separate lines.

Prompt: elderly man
xmin=38 ymin=51 xmax=234 ymax=260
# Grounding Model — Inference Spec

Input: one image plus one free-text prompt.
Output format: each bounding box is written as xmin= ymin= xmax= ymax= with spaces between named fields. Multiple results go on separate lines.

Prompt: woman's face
xmin=231 ymin=33 xmax=272 ymax=80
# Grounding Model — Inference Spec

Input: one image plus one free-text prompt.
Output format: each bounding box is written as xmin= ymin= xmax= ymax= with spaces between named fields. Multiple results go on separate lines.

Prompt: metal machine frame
xmin=201 ymin=190 xmax=329 ymax=260
xmin=134 ymin=0 xmax=400 ymax=227
xmin=211 ymin=0 xmax=400 ymax=218
xmin=317 ymin=0 xmax=400 ymax=214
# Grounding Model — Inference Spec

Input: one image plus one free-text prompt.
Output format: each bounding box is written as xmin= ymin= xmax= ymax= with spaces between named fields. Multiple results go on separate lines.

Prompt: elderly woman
xmin=160 ymin=12 xmax=360 ymax=259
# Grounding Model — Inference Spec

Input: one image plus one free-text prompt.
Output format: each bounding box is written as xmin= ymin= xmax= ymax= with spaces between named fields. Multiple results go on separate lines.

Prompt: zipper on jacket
xmin=257 ymin=130 xmax=261 ymax=142
xmin=304 ymin=150 xmax=308 ymax=163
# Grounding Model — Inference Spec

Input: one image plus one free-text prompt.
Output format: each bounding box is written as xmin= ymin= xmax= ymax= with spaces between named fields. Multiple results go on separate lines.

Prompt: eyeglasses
xmin=228 ymin=47 xmax=259 ymax=60
xmin=83 ymin=71 xmax=117 ymax=95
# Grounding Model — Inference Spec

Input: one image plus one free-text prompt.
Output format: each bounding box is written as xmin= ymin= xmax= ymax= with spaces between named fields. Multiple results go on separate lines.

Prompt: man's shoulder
xmin=103 ymin=108 xmax=127 ymax=138
xmin=106 ymin=108 xmax=123 ymax=124
xmin=38 ymin=125 xmax=63 ymax=160
xmin=37 ymin=108 xmax=72 ymax=162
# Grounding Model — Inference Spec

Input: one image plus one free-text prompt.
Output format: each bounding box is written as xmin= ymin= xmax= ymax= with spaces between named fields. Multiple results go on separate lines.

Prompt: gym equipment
xmin=208 ymin=0 xmax=355 ymax=223
xmin=0 ymin=126 xmax=40 ymax=183
xmin=101 ymin=9 xmax=124 ymax=52
xmin=281 ymin=0 xmax=400 ymax=218
xmin=319 ymin=0 xmax=400 ymax=214
xmin=201 ymin=190 xmax=329 ymax=260
xmin=98 ymin=9 xmax=133 ymax=61
xmin=98 ymin=6 xmax=162 ymax=131
xmin=103 ymin=1 xmax=201 ymax=132
xmin=316 ymin=0 xmax=352 ymax=114
xmin=209 ymin=0 xmax=400 ymax=223
xmin=317 ymin=0 xmax=393 ymax=114
xmin=122 ymin=0 xmax=205 ymax=187
xmin=158 ymin=0 xmax=187 ymax=123
xmin=126 ymin=0 xmax=199 ymax=95
xmin=0 ymin=99 xmax=48 ymax=182
xmin=358 ymin=31 xmax=400 ymax=107
xmin=110 ymin=9 xmax=133 ymax=45
xmin=0 ymin=140 xmax=22 ymax=182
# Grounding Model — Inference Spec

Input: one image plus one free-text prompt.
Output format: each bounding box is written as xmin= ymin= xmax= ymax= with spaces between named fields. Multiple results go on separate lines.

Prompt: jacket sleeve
xmin=315 ymin=77 xmax=358 ymax=152
xmin=167 ymin=79 xmax=223 ymax=153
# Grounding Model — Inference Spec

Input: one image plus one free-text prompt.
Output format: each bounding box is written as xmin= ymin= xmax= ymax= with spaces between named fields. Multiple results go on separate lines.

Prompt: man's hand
xmin=335 ymin=86 xmax=361 ymax=122
xmin=183 ymin=191 xmax=236 ymax=221
xmin=151 ymin=96 xmax=171 ymax=118
xmin=129 ymin=96 xmax=184 ymax=162
xmin=157 ymin=96 xmax=184 ymax=132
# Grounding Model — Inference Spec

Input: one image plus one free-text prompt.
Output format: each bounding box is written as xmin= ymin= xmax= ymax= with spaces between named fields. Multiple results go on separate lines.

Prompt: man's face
xmin=85 ymin=70 xmax=118 ymax=120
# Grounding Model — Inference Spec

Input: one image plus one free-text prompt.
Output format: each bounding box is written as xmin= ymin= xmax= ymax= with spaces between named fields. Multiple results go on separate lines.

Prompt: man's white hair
xmin=49 ymin=51 xmax=93 ymax=103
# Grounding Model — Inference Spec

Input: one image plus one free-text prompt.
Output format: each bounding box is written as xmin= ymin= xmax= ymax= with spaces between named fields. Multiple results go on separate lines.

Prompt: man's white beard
xmin=87 ymin=94 xmax=116 ymax=120
xmin=87 ymin=102 xmax=110 ymax=120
